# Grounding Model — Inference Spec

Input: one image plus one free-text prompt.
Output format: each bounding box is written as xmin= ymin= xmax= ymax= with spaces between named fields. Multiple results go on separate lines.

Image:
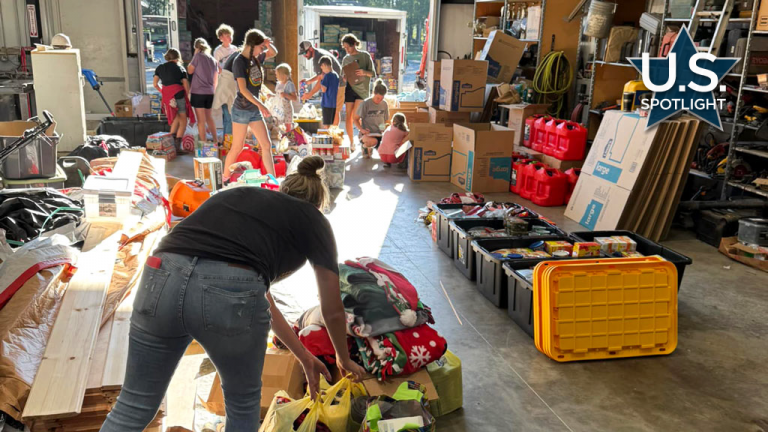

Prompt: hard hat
xmin=52 ymin=34 xmax=72 ymax=49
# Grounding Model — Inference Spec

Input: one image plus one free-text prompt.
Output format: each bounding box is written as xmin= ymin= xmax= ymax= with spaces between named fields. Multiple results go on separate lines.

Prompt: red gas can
xmin=564 ymin=168 xmax=581 ymax=204
xmin=520 ymin=162 xmax=546 ymax=200
xmin=542 ymin=119 xmax=566 ymax=156
xmin=509 ymin=158 xmax=533 ymax=194
xmin=552 ymin=121 xmax=588 ymax=161
xmin=532 ymin=168 xmax=567 ymax=207
xmin=531 ymin=116 xmax=552 ymax=152
xmin=524 ymin=114 xmax=547 ymax=148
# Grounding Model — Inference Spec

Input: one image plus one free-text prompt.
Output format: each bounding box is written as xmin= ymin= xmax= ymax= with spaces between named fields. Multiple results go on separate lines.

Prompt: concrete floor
xmin=164 ymin=150 xmax=768 ymax=432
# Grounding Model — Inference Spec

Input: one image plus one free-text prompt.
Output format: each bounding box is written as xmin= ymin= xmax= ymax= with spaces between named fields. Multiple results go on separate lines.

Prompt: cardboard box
xmin=194 ymin=157 xmax=223 ymax=192
xmin=389 ymin=108 xmax=429 ymax=125
xmin=500 ymin=104 xmax=550 ymax=146
xmin=201 ymin=349 xmax=305 ymax=419
xmin=398 ymin=101 xmax=428 ymax=110
xmin=439 ymin=59 xmax=488 ymax=112
xmin=407 ymin=123 xmax=453 ymax=182
xmin=146 ymin=132 xmax=174 ymax=150
xmin=480 ymin=16 xmax=501 ymax=27
xmin=426 ymin=61 xmax=441 ymax=108
xmin=450 ymin=123 xmax=516 ymax=193
xmin=540 ymin=154 xmax=584 ymax=171
xmin=527 ymin=5 xmax=542 ymax=40
xmin=362 ymin=368 xmax=438 ymax=405
xmin=429 ymin=107 xmax=472 ymax=125
xmin=581 ymin=111 xmax=659 ymax=190
xmin=757 ymin=0 xmax=768 ymax=31
xmin=115 ymin=95 xmax=150 ymax=118
xmin=478 ymin=31 xmax=527 ymax=84
xmin=563 ymin=172 xmax=632 ymax=230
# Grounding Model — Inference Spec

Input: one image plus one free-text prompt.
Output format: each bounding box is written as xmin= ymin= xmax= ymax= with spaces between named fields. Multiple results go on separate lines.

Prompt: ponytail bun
xmin=281 ymin=155 xmax=329 ymax=210
xmin=298 ymin=155 xmax=325 ymax=177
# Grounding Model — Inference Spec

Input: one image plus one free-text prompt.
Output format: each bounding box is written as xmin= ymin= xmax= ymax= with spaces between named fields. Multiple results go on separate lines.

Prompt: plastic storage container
xmin=570 ymin=230 xmax=692 ymax=288
xmin=450 ymin=218 xmax=564 ymax=280
xmin=509 ymin=158 xmax=533 ymax=194
xmin=1 ymin=164 xmax=67 ymax=189
xmin=530 ymin=116 xmax=552 ymax=152
xmin=82 ymin=175 xmax=133 ymax=219
xmin=564 ymin=168 xmax=581 ymax=204
xmin=98 ymin=117 xmax=170 ymax=147
xmin=551 ymin=121 xmax=587 ymax=161
xmin=434 ymin=203 xmax=487 ymax=258
xmin=519 ymin=162 xmax=546 ymax=200
xmin=541 ymin=118 xmax=566 ymax=156
xmin=472 ymin=236 xmax=573 ymax=307
xmin=504 ymin=260 xmax=541 ymax=338
xmin=524 ymin=114 xmax=547 ymax=148
xmin=737 ymin=218 xmax=768 ymax=246
xmin=532 ymin=168 xmax=567 ymax=207
xmin=0 ymin=120 xmax=60 ymax=180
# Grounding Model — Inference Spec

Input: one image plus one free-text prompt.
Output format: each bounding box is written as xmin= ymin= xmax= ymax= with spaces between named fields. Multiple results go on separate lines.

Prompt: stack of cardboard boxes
xmin=146 ymin=132 xmax=176 ymax=161
xmin=407 ymin=55 xmax=520 ymax=193
xmin=565 ymin=111 xmax=703 ymax=241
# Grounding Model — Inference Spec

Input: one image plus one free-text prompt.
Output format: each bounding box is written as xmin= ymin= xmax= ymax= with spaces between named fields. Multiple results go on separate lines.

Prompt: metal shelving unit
xmin=661 ymin=0 xmax=766 ymax=200
xmin=717 ymin=0 xmax=767 ymax=199
xmin=580 ymin=0 xmax=650 ymax=127
xmin=471 ymin=0 xmax=546 ymax=67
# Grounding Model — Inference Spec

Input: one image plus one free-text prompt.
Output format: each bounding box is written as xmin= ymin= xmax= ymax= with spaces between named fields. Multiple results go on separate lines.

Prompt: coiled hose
xmin=533 ymin=51 xmax=574 ymax=118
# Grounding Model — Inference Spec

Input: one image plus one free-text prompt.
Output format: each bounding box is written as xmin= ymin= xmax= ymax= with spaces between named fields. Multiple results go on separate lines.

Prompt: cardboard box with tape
xmin=429 ymin=107 xmax=472 ymax=124
xmin=450 ymin=123 xmax=515 ymax=193
xmin=407 ymin=123 xmax=453 ymax=182
xmin=439 ymin=59 xmax=488 ymax=112
xmin=478 ymin=31 xmax=528 ymax=84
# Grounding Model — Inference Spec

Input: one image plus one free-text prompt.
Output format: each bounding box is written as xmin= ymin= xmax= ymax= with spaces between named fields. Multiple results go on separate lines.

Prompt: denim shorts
xmin=232 ymin=105 xmax=263 ymax=124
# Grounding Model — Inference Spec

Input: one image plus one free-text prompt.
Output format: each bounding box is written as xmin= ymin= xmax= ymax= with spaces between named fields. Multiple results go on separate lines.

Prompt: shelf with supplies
xmin=742 ymin=86 xmax=768 ymax=94
xmin=592 ymin=60 xmax=637 ymax=68
xmin=734 ymin=147 xmax=768 ymax=159
xmin=728 ymin=181 xmax=768 ymax=198
xmin=722 ymin=120 xmax=760 ymax=131
xmin=471 ymin=0 xmax=545 ymax=66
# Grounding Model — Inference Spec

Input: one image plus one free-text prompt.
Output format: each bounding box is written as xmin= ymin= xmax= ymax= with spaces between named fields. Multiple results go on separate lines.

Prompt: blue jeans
xmin=100 ymin=252 xmax=271 ymax=432
xmin=231 ymin=105 xmax=263 ymax=125
xmin=222 ymin=103 xmax=233 ymax=135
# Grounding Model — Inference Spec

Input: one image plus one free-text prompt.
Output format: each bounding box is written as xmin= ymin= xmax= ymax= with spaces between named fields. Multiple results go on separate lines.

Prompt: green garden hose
xmin=533 ymin=51 xmax=574 ymax=118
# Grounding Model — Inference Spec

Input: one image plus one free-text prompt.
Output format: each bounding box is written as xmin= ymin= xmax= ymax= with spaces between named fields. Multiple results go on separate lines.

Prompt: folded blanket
xmin=298 ymin=304 xmax=430 ymax=338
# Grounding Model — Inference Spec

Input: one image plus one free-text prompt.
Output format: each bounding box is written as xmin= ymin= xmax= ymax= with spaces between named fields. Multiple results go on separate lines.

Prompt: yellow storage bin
xmin=426 ymin=350 xmax=462 ymax=417
xmin=533 ymin=257 xmax=678 ymax=362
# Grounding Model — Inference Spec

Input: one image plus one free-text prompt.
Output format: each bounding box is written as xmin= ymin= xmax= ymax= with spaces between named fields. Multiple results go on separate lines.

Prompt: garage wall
xmin=0 ymin=0 xmax=29 ymax=47
xmin=437 ymin=3 xmax=472 ymax=60
xmin=57 ymin=0 xmax=129 ymax=115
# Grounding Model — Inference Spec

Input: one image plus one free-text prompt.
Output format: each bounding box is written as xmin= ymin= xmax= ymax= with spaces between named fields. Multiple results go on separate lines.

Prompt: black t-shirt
xmin=155 ymin=187 xmax=339 ymax=285
xmin=154 ymin=62 xmax=188 ymax=99
xmin=232 ymin=52 xmax=267 ymax=111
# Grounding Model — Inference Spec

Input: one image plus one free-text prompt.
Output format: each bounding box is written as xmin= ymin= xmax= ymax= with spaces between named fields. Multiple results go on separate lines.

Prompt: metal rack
xmin=471 ymin=0 xmax=546 ymax=67
xmin=579 ymin=0 xmax=650 ymax=127
xmin=664 ymin=0 xmax=768 ymax=199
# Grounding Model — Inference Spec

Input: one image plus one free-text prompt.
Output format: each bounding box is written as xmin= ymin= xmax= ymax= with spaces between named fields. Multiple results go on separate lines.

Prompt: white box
xmin=82 ymin=176 xmax=132 ymax=220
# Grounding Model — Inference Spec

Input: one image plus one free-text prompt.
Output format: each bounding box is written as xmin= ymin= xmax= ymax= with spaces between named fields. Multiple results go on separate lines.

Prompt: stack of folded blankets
xmin=295 ymin=257 xmax=447 ymax=380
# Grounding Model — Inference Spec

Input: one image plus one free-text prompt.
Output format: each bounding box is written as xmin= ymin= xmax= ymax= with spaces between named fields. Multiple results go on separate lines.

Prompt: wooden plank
xmin=101 ymin=290 xmax=136 ymax=390
xmin=22 ymin=221 xmax=123 ymax=421
xmin=86 ymin=317 xmax=114 ymax=390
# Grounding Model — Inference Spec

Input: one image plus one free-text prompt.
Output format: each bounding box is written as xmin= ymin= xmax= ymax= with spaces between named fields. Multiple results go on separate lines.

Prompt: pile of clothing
xmin=294 ymin=258 xmax=447 ymax=380
xmin=0 ymin=189 xmax=84 ymax=244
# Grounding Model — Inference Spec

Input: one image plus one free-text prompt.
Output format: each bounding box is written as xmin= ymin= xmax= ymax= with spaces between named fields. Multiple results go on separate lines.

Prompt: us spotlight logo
xmin=627 ymin=26 xmax=739 ymax=130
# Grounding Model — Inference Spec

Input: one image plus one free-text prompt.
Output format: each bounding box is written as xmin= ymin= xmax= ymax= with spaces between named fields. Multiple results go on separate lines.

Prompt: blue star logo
xmin=627 ymin=26 xmax=739 ymax=130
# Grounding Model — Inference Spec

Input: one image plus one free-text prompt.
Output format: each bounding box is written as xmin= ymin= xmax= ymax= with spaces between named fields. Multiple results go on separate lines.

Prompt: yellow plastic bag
xmin=259 ymin=390 xmax=320 ymax=432
xmin=260 ymin=376 xmax=367 ymax=432
xmin=316 ymin=375 xmax=367 ymax=432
